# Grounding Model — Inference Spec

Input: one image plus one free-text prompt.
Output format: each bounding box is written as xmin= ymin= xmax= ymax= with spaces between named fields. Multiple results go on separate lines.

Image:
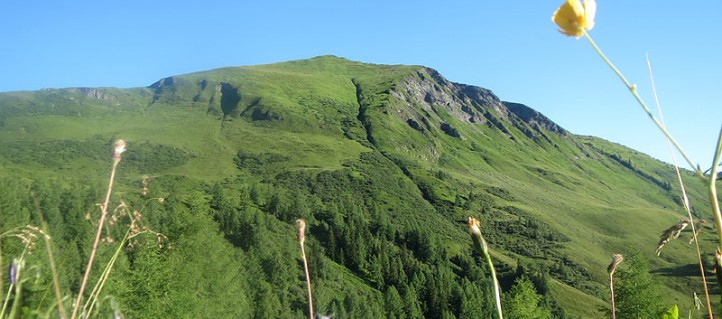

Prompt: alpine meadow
xmin=0 ymin=55 xmax=717 ymax=318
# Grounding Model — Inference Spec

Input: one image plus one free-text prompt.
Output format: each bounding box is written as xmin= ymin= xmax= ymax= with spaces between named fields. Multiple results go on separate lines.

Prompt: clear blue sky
xmin=1 ymin=1 xmax=720 ymax=169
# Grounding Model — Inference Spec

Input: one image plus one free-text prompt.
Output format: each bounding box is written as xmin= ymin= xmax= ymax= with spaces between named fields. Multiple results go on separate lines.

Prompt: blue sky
xmin=1 ymin=0 xmax=720 ymax=169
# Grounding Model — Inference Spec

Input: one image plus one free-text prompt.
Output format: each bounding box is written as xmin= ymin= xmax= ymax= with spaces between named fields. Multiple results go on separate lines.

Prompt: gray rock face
xmin=391 ymin=67 xmax=566 ymax=139
xmin=505 ymin=102 xmax=567 ymax=136
xmin=68 ymin=88 xmax=120 ymax=104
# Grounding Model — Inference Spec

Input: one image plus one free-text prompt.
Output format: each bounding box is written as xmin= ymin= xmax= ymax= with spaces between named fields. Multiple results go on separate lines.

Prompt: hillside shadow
xmin=651 ymin=263 xmax=702 ymax=277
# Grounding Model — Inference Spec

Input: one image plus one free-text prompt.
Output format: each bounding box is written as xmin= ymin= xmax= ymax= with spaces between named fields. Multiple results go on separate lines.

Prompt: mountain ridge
xmin=144 ymin=56 xmax=568 ymax=144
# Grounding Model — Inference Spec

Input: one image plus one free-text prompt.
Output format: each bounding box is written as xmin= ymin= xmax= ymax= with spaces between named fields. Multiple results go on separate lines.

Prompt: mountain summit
xmin=0 ymin=56 xmax=710 ymax=317
xmin=148 ymin=55 xmax=566 ymax=145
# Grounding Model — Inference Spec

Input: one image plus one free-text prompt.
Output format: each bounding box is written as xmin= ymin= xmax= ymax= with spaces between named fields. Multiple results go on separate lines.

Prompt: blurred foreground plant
xmin=296 ymin=219 xmax=314 ymax=319
xmin=70 ymin=139 xmax=127 ymax=319
xmin=0 ymin=225 xmax=45 ymax=319
xmin=0 ymin=139 xmax=165 ymax=318
xmin=607 ymin=254 xmax=623 ymax=319
xmin=553 ymin=0 xmax=721 ymax=317
xmin=468 ymin=217 xmax=503 ymax=319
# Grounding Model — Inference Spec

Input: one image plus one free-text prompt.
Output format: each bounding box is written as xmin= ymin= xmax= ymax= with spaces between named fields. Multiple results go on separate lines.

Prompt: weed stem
xmin=296 ymin=219 xmax=314 ymax=319
xmin=70 ymin=158 xmax=120 ymax=319
xmin=646 ymin=55 xmax=714 ymax=318
xmin=31 ymin=192 xmax=68 ymax=319
xmin=582 ymin=31 xmax=701 ymax=177
xmin=468 ymin=217 xmax=503 ymax=319
xmin=708 ymin=127 xmax=722 ymax=250
xmin=484 ymin=245 xmax=504 ymax=319
xmin=609 ymin=272 xmax=616 ymax=319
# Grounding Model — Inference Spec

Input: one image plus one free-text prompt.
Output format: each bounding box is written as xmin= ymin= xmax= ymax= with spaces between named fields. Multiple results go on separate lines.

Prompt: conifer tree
xmin=612 ymin=249 xmax=665 ymax=319
xmin=502 ymin=275 xmax=552 ymax=319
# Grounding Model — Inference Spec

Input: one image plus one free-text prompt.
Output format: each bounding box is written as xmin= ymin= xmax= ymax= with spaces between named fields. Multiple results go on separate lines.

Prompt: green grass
xmin=550 ymin=278 xmax=609 ymax=318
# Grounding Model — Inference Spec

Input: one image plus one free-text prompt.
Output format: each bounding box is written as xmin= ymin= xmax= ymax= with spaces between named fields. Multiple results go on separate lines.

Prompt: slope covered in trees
xmin=0 ymin=56 xmax=714 ymax=317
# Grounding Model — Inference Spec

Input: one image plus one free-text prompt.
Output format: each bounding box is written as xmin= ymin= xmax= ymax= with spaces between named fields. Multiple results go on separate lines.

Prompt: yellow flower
xmin=552 ymin=0 xmax=596 ymax=38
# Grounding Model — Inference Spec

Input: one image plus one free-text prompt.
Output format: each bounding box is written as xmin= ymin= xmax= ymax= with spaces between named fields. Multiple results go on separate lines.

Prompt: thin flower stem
xmin=582 ymin=31 xmax=702 ymax=177
xmin=8 ymin=264 xmax=24 ymax=319
xmin=300 ymin=241 xmax=314 ymax=319
xmin=70 ymin=158 xmax=120 ymax=319
xmin=708 ymin=127 xmax=722 ymax=249
xmin=0 ymin=284 xmax=13 ymax=319
xmin=0 ymin=236 xmax=3 ymax=296
xmin=41 ymin=222 xmax=67 ymax=319
xmin=610 ymin=273 xmax=616 ymax=319
xmin=468 ymin=218 xmax=503 ymax=319
xmin=84 ymin=228 xmax=131 ymax=316
xmin=296 ymin=219 xmax=314 ymax=319
xmin=483 ymin=244 xmax=504 ymax=319
xmin=31 ymin=192 xmax=68 ymax=319
xmin=646 ymin=55 xmax=714 ymax=318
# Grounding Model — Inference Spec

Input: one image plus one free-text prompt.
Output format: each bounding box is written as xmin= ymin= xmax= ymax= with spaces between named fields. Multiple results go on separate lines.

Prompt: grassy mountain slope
xmin=0 ymin=55 xmax=715 ymax=318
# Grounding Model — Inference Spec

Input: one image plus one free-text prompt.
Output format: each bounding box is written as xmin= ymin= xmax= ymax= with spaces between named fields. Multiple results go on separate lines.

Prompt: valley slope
xmin=0 ymin=55 xmax=713 ymax=318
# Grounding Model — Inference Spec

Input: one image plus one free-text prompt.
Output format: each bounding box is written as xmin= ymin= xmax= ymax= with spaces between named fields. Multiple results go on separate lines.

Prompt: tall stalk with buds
xmin=71 ymin=139 xmax=126 ymax=319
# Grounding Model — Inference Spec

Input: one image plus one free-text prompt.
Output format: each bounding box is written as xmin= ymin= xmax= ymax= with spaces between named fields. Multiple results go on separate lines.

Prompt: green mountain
xmin=0 ymin=55 xmax=714 ymax=318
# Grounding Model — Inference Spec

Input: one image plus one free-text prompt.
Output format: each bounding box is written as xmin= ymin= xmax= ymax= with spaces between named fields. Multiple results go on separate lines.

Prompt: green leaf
xmin=661 ymin=305 xmax=678 ymax=319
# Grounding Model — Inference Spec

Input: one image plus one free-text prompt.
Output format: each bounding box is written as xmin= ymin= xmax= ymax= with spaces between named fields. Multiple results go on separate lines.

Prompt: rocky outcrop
xmin=67 ymin=88 xmax=120 ymax=105
xmin=390 ymin=67 xmax=565 ymax=140
xmin=505 ymin=102 xmax=567 ymax=136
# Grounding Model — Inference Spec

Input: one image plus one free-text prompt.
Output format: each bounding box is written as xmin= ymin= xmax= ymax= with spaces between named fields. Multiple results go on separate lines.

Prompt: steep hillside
xmin=0 ymin=56 xmax=714 ymax=318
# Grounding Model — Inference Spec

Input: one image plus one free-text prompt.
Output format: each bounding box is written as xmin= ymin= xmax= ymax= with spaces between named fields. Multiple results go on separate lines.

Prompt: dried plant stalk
xmin=71 ymin=139 xmax=126 ymax=319
xmin=468 ymin=217 xmax=503 ymax=319
xmin=655 ymin=220 xmax=689 ymax=256
xmin=608 ymin=254 xmax=623 ymax=319
xmin=296 ymin=219 xmax=314 ymax=319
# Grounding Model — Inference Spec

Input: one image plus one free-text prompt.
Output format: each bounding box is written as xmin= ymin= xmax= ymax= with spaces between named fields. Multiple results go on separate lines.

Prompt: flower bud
xmin=607 ymin=254 xmax=623 ymax=275
xmin=295 ymin=219 xmax=306 ymax=243
xmin=552 ymin=0 xmax=596 ymax=38
xmin=9 ymin=262 xmax=17 ymax=285
xmin=9 ymin=258 xmax=23 ymax=285
xmin=468 ymin=217 xmax=488 ymax=255
xmin=112 ymin=139 xmax=126 ymax=161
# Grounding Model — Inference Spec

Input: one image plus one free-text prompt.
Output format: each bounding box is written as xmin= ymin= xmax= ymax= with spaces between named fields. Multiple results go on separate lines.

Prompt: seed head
xmin=607 ymin=254 xmax=624 ymax=275
xmin=468 ymin=217 xmax=488 ymax=255
xmin=141 ymin=175 xmax=150 ymax=197
xmin=468 ymin=217 xmax=481 ymax=236
xmin=112 ymin=139 xmax=127 ymax=161
xmin=295 ymin=219 xmax=306 ymax=243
